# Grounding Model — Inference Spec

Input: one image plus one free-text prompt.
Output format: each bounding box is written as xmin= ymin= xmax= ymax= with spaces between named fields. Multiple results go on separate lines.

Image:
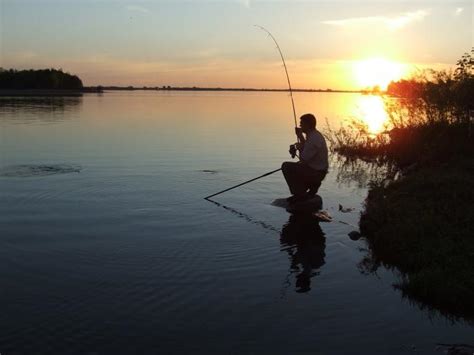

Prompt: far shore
xmin=0 ymin=87 xmax=366 ymax=96
xmin=0 ymin=88 xmax=102 ymax=97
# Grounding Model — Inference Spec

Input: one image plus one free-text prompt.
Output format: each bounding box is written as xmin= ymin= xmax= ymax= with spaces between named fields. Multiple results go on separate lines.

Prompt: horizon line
xmin=87 ymin=85 xmax=370 ymax=93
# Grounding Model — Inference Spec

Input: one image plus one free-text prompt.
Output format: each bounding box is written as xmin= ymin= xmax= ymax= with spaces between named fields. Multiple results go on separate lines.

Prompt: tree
xmin=0 ymin=68 xmax=83 ymax=90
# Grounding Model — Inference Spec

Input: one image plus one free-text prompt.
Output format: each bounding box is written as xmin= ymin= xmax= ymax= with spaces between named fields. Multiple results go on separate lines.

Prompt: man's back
xmin=301 ymin=130 xmax=328 ymax=172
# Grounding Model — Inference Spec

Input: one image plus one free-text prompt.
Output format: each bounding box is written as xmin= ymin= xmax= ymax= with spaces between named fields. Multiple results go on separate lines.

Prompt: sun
xmin=354 ymin=58 xmax=407 ymax=90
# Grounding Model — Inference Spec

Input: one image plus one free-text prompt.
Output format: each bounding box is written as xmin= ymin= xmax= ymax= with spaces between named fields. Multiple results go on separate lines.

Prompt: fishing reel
xmin=289 ymin=144 xmax=297 ymax=159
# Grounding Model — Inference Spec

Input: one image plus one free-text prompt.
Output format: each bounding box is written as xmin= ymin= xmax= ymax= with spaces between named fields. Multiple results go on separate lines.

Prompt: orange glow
xmin=354 ymin=95 xmax=390 ymax=133
xmin=354 ymin=58 xmax=407 ymax=90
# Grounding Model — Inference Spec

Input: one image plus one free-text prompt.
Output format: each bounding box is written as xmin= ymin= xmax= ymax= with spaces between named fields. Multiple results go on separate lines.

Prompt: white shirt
xmin=301 ymin=130 xmax=329 ymax=172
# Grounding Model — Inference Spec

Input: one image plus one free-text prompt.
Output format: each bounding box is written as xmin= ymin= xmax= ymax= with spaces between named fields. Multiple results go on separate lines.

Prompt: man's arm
xmin=295 ymin=127 xmax=305 ymax=144
xmin=294 ymin=127 xmax=306 ymax=153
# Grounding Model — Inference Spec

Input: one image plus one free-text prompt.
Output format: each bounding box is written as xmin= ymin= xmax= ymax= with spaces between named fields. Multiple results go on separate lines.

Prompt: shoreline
xmin=104 ymin=87 xmax=363 ymax=93
xmin=358 ymin=157 xmax=474 ymax=320
xmin=0 ymin=87 xmax=366 ymax=97
xmin=0 ymin=88 xmax=103 ymax=96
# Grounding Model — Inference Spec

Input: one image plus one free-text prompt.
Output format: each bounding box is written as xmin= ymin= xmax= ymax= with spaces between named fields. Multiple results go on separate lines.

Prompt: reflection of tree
xmin=280 ymin=215 xmax=326 ymax=293
xmin=0 ymin=97 xmax=82 ymax=124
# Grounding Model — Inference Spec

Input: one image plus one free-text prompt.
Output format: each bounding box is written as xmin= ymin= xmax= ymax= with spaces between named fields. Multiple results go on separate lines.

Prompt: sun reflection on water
xmin=353 ymin=95 xmax=390 ymax=134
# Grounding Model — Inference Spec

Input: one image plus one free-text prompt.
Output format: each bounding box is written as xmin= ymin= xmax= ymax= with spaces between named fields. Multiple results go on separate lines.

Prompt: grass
xmin=328 ymin=51 xmax=474 ymax=319
xmin=358 ymin=158 xmax=474 ymax=319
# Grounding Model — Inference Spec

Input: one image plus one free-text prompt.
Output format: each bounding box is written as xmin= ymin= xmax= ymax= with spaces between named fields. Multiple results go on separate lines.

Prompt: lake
xmin=0 ymin=91 xmax=472 ymax=354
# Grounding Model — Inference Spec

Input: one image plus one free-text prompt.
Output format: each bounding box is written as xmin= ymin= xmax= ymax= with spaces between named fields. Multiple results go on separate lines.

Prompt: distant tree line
xmin=0 ymin=68 xmax=83 ymax=90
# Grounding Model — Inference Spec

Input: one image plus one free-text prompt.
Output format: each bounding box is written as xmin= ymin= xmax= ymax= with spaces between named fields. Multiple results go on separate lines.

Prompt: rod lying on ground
xmin=204 ymin=168 xmax=282 ymax=200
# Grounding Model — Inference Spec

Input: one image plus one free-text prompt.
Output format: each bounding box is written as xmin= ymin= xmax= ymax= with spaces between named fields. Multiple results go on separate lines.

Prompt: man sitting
xmin=282 ymin=113 xmax=328 ymax=204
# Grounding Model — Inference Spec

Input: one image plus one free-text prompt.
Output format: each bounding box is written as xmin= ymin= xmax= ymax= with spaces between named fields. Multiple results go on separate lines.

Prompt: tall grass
xmin=328 ymin=49 xmax=473 ymax=167
xmin=330 ymin=49 xmax=474 ymax=320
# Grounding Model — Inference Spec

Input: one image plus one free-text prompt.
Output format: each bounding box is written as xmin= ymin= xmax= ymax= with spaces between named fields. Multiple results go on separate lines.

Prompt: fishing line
xmin=206 ymin=198 xmax=282 ymax=234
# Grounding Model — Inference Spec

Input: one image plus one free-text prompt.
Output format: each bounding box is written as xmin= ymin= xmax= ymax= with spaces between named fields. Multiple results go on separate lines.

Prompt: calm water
xmin=0 ymin=92 xmax=472 ymax=354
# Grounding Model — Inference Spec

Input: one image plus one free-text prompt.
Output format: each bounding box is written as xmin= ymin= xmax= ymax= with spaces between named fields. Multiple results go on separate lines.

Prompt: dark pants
xmin=281 ymin=162 xmax=327 ymax=196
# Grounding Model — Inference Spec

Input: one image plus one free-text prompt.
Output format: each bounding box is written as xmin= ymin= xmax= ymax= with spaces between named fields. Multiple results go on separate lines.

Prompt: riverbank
xmin=359 ymin=156 xmax=474 ymax=319
xmin=330 ymin=50 xmax=473 ymax=319
xmin=333 ymin=120 xmax=474 ymax=319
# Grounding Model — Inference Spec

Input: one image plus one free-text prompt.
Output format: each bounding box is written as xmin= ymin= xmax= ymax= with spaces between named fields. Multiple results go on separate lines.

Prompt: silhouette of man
xmin=280 ymin=214 xmax=326 ymax=293
xmin=282 ymin=113 xmax=328 ymax=203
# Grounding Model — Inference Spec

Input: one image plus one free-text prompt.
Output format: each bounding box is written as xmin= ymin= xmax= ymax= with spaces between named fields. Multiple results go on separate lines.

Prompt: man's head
xmin=299 ymin=113 xmax=316 ymax=133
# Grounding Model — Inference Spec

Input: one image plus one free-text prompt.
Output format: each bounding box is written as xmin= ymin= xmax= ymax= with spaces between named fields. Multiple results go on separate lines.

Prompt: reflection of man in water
xmin=280 ymin=214 xmax=326 ymax=293
xmin=282 ymin=113 xmax=329 ymax=204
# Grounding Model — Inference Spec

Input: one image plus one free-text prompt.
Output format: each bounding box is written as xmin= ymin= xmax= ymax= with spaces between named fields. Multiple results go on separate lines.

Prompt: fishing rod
xmin=256 ymin=25 xmax=301 ymax=161
xmin=204 ymin=168 xmax=281 ymax=200
xmin=204 ymin=26 xmax=298 ymax=200
xmin=254 ymin=25 xmax=298 ymax=130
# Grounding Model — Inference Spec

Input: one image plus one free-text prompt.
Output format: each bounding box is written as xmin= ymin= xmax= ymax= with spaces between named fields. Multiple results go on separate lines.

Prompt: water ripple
xmin=0 ymin=164 xmax=82 ymax=177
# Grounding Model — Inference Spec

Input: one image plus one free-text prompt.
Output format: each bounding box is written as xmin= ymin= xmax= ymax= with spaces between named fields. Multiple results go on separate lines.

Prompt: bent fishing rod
xmin=254 ymin=25 xmax=298 ymax=130
xmin=204 ymin=26 xmax=299 ymax=200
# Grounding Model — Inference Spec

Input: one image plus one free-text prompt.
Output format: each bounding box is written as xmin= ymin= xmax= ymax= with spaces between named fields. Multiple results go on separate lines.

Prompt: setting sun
xmin=354 ymin=58 xmax=407 ymax=90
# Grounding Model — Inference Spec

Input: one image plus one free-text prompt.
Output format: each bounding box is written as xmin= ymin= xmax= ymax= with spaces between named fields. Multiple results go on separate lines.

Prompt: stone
xmin=286 ymin=195 xmax=323 ymax=214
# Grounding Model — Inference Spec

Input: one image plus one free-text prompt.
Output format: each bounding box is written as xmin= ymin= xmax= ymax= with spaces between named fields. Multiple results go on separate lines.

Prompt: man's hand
xmin=295 ymin=142 xmax=304 ymax=150
xmin=295 ymin=127 xmax=304 ymax=140
xmin=289 ymin=144 xmax=297 ymax=158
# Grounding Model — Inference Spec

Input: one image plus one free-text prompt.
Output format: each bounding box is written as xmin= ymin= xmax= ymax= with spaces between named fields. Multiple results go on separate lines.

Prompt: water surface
xmin=0 ymin=91 xmax=471 ymax=354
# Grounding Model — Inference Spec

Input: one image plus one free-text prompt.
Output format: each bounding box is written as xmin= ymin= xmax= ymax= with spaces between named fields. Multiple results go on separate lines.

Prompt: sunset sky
xmin=1 ymin=0 xmax=471 ymax=89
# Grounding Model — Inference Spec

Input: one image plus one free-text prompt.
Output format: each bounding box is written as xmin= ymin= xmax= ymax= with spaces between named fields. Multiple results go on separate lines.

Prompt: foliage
xmin=329 ymin=49 xmax=474 ymax=320
xmin=325 ymin=118 xmax=390 ymax=161
xmin=358 ymin=160 xmax=474 ymax=320
xmin=387 ymin=48 xmax=473 ymax=126
xmin=0 ymin=68 xmax=83 ymax=90
xmin=328 ymin=49 xmax=473 ymax=166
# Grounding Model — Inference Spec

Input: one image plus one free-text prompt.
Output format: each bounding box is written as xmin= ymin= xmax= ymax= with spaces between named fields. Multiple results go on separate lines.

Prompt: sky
xmin=0 ymin=0 xmax=472 ymax=89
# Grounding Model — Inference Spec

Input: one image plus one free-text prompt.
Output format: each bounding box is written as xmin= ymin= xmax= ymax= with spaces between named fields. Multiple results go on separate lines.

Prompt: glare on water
xmin=353 ymin=95 xmax=390 ymax=134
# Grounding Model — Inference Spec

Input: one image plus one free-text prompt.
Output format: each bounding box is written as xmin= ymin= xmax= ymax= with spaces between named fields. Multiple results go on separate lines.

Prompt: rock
xmin=286 ymin=195 xmax=323 ymax=214
xmin=348 ymin=231 xmax=362 ymax=240
xmin=339 ymin=204 xmax=355 ymax=213
xmin=271 ymin=198 xmax=291 ymax=208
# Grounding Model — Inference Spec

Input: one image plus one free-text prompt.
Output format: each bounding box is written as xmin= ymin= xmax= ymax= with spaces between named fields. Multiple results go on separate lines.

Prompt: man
xmin=282 ymin=113 xmax=328 ymax=203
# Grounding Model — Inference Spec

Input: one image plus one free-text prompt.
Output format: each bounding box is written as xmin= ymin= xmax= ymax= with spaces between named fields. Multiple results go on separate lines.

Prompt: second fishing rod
xmin=204 ymin=26 xmax=300 ymax=201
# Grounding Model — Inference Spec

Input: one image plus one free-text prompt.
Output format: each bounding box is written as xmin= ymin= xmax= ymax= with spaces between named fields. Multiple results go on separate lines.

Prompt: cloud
xmin=323 ymin=10 xmax=429 ymax=31
xmin=125 ymin=5 xmax=151 ymax=14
